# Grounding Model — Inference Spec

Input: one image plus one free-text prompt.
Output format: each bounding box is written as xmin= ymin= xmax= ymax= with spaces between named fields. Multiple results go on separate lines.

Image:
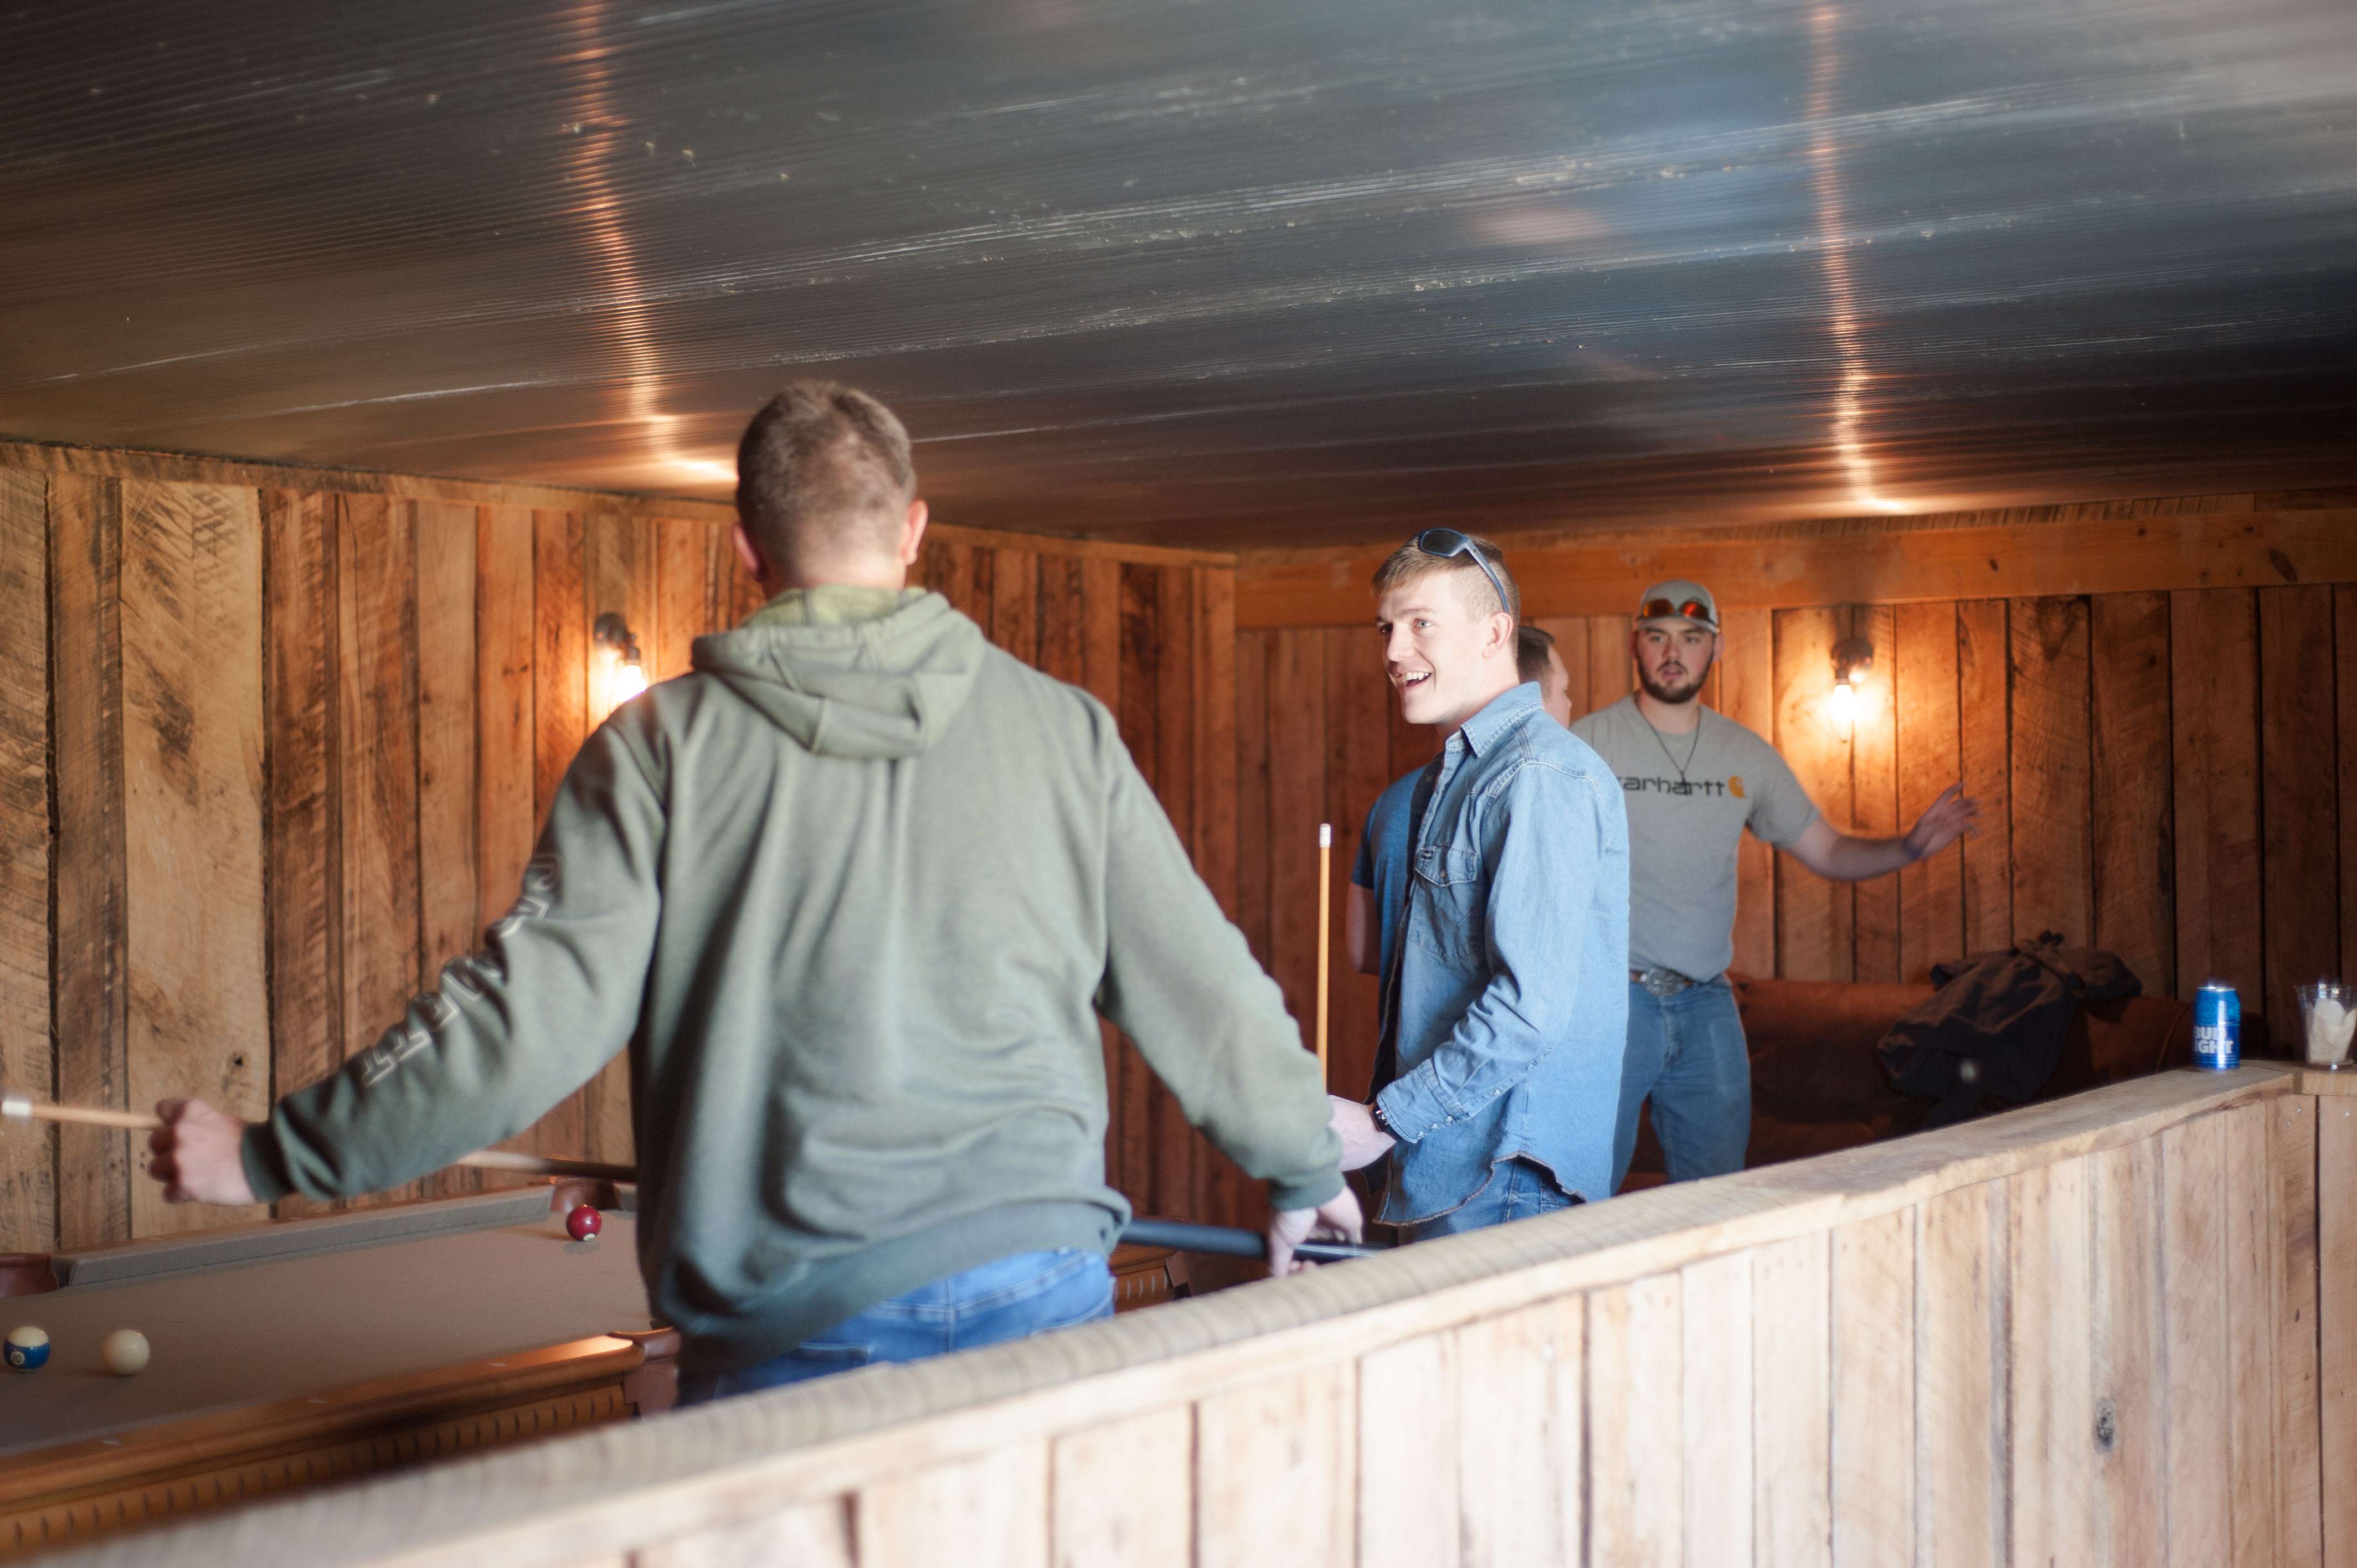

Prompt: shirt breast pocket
xmin=1408 ymin=844 xmax=1484 ymax=963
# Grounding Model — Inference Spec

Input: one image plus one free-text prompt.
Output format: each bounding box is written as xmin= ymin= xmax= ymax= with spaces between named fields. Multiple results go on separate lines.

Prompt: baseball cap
xmin=1634 ymin=579 xmax=1719 ymax=631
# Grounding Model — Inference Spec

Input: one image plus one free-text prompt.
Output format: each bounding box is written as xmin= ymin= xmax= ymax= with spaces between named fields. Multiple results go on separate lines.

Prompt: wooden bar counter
xmin=27 ymin=1065 xmax=2348 ymax=1566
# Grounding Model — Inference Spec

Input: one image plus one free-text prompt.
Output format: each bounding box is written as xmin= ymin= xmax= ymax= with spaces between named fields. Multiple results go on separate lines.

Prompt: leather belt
xmin=1632 ymin=967 xmax=1702 ymax=998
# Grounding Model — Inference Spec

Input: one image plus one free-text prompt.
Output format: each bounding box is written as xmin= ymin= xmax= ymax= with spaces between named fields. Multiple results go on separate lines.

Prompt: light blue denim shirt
xmin=1373 ymin=682 xmax=1630 ymax=1220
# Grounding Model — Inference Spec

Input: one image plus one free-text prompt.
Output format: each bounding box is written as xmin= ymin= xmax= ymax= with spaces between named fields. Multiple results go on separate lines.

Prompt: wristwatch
xmin=1368 ymin=1100 xmax=1401 ymax=1141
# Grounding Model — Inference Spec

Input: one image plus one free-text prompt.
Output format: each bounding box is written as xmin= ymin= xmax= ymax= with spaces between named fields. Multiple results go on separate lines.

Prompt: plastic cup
xmin=2297 ymin=982 xmax=2356 ymax=1068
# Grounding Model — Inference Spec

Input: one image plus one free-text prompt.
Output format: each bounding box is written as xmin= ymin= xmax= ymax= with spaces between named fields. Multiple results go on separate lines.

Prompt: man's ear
xmin=897 ymin=498 xmax=930 ymax=567
xmin=1491 ymin=611 xmax=1517 ymax=657
xmin=731 ymin=522 xmax=769 ymax=586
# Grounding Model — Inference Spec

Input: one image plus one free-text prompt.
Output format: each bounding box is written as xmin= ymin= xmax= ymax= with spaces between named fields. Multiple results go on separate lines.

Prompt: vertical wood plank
xmin=1115 ymin=564 xmax=1163 ymax=1210
xmin=635 ymin=1500 xmax=852 ymax=1568
xmin=1681 ymin=1251 xmax=1753 ymax=1568
xmin=1774 ymin=607 xmax=1851 ymax=981
xmin=1957 ymin=600 xmax=2013 ymax=954
xmin=1037 ymin=555 xmax=1085 ymax=688
xmin=415 ymin=501 xmax=479 ymax=977
xmin=121 ymin=481 xmax=270 ymax=1236
xmin=2173 ymin=590 xmax=2264 ymax=1035
xmin=1850 ymin=605 xmax=1901 ymax=982
xmin=1267 ymin=630 xmax=1326 ymax=1054
xmin=1193 ymin=568 xmax=1241 ymax=1224
xmin=1755 ymin=1231 xmax=1833 ymax=1568
xmin=2006 ymin=1156 xmax=2095 ymax=1568
xmin=991 ymin=546 xmax=1039 ymax=666
xmin=2260 ymin=586 xmax=2339 ymax=1036
xmin=1080 ymin=558 xmax=1122 ymax=714
xmin=1455 ymin=1298 xmax=1582 ymax=1568
xmin=1831 ymin=1209 xmax=1912 ymax=1565
xmin=1051 ymin=1407 xmax=1191 ymax=1568
xmin=2269 ymin=1096 xmax=2324 ymax=1568
xmin=1917 ymin=1180 xmax=2004 ymax=1567
xmin=2008 ymin=597 xmax=2092 ymax=944
xmin=2163 ymin=1112 xmax=2230 ymax=1567
xmin=262 ymin=490 xmax=341 ymax=1215
xmin=48 ymin=473 xmax=130 ymax=1248
xmin=1895 ymin=601 xmax=1964 ymax=981
xmin=1229 ymin=627 xmax=1273 ymax=1230
xmin=1587 ymin=615 xmax=1632 ymax=715
xmin=2224 ymin=1103 xmax=2279 ymax=1568
xmin=530 ymin=509 xmax=588 ymax=1157
xmin=1152 ymin=566 xmax=1196 ymax=1216
xmin=0 ymin=473 xmax=53 ymax=1252
xmin=1358 ymin=1333 xmax=1460 ymax=1568
xmin=653 ymin=519 xmax=724 ymax=682
xmin=2342 ymin=587 xmax=2357 ymax=999
xmin=334 ymin=494 xmax=424 ymax=1209
xmin=2320 ymin=1101 xmax=2357 ymax=1568
xmin=2090 ymin=592 xmax=2175 ymax=996
xmin=1325 ymin=622 xmax=1389 ymax=1101
xmin=2090 ymin=1138 xmax=2166 ymax=1567
xmin=1588 ymin=1273 xmax=1683 ymax=1567
xmin=1719 ymin=605 xmax=1778 ymax=977
xmin=1537 ymin=615 xmax=1588 ymax=717
xmin=856 ymin=1444 xmax=1049 ymax=1568
xmin=1196 ymin=1361 xmax=1354 ymax=1568
xmin=476 ymin=507 xmax=537 ymax=933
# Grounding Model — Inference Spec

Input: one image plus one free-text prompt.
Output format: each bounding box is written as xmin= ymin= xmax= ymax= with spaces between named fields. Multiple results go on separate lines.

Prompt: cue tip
xmin=1319 ymin=822 xmax=1331 ymax=848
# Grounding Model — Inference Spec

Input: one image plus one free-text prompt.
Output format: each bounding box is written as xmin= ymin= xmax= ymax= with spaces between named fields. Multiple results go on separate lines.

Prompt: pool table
xmin=0 ymin=1184 xmax=1185 ymax=1557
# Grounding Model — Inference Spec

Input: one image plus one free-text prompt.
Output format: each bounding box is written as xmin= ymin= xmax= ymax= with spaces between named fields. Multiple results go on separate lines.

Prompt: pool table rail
xmin=0 ymin=1331 xmax=666 ymax=1558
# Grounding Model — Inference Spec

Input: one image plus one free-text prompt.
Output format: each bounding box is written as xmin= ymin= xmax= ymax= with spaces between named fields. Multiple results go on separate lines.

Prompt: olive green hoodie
xmin=244 ymin=587 xmax=1341 ymax=1373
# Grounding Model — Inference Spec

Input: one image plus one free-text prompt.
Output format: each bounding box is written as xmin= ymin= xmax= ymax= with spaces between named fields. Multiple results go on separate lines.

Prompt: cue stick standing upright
xmin=1316 ymin=822 xmax=1332 ymax=1085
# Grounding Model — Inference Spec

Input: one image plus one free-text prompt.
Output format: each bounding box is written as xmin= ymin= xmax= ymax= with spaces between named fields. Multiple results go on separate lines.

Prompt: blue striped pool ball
xmin=5 ymin=1325 xmax=49 ymax=1372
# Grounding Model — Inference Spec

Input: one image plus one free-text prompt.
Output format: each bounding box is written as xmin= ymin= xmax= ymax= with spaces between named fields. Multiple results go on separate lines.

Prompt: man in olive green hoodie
xmin=147 ymin=382 xmax=1356 ymax=1399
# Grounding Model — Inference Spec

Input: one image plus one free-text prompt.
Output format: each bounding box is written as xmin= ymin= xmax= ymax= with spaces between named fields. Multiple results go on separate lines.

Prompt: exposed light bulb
xmin=1830 ymin=679 xmax=1856 ymax=729
xmin=614 ymin=660 xmax=649 ymax=703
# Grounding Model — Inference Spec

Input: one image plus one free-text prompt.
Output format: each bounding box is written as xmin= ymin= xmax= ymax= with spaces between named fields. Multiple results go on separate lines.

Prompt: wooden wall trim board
xmin=0 ymin=473 xmax=54 ymax=1250
xmin=63 ymin=1065 xmax=2326 ymax=1568
xmin=0 ymin=437 xmax=1237 ymax=569
xmin=1236 ymin=501 xmax=2357 ymax=628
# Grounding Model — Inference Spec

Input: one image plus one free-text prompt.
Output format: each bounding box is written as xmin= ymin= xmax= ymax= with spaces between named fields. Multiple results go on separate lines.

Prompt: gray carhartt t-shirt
xmin=1568 ymin=696 xmax=1818 ymax=982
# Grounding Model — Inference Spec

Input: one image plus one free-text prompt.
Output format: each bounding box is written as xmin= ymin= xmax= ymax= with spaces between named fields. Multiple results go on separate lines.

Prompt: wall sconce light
xmin=1830 ymin=635 xmax=1874 ymax=731
xmin=594 ymin=612 xmax=648 ymax=707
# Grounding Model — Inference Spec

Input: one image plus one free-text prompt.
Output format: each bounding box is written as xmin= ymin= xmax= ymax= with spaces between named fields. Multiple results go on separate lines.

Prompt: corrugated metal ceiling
xmin=3 ymin=0 xmax=2353 ymax=549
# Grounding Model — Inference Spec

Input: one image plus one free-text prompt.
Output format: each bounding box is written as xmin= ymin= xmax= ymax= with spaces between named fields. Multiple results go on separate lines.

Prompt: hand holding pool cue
xmin=1120 ymin=1215 xmax=1386 ymax=1267
xmin=2 ymin=1094 xmax=636 ymax=1185
xmin=1315 ymin=822 xmax=1332 ymax=1086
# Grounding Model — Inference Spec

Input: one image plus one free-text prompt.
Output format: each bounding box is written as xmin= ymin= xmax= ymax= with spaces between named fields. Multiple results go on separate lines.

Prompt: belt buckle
xmin=1638 ymin=967 xmax=1693 ymax=998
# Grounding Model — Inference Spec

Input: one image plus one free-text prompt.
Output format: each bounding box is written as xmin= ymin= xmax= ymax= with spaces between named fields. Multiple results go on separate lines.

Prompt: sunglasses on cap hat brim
xmin=1638 ymin=597 xmax=1717 ymax=629
xmin=1412 ymin=529 xmax=1511 ymax=617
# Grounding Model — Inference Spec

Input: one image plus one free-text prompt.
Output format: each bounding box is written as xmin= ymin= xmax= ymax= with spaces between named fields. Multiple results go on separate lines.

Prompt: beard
xmin=1638 ymin=655 xmax=1712 ymax=706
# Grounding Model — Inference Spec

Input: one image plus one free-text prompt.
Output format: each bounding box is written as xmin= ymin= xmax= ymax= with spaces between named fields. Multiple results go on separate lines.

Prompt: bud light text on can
xmin=2194 ymin=981 xmax=2242 ymax=1071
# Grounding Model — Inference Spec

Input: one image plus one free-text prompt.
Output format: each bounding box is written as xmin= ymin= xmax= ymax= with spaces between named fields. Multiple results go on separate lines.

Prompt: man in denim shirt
xmin=1328 ymin=533 xmax=1630 ymax=1235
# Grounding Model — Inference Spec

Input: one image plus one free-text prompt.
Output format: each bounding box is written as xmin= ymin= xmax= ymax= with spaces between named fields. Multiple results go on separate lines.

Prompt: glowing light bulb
xmin=614 ymin=660 xmax=649 ymax=703
xmin=1830 ymin=679 xmax=1856 ymax=729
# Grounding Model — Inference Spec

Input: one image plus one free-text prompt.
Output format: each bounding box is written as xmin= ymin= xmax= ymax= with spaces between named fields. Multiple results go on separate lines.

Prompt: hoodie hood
xmin=691 ymin=589 xmax=985 ymax=759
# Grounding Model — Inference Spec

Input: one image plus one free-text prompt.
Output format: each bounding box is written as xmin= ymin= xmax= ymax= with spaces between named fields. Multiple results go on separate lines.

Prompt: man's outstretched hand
xmin=1268 ymin=1186 xmax=1365 ymax=1278
xmin=1903 ymin=781 xmax=1980 ymax=862
xmin=148 ymin=1098 xmax=259 ymax=1207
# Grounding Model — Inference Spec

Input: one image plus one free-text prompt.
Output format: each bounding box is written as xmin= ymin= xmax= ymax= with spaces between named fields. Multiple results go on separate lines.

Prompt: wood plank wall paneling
xmin=0 ymin=474 xmax=53 ymax=1249
xmin=1241 ymin=575 xmax=2349 ymax=1045
xmin=3 ymin=463 xmax=1235 ymax=1251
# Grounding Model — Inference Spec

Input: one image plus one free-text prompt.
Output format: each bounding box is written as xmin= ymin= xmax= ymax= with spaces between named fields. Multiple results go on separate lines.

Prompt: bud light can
xmin=2194 ymin=981 xmax=2242 ymax=1070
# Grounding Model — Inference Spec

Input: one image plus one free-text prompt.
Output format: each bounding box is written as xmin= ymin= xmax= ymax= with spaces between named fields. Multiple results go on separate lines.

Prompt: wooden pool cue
xmin=1 ymin=1094 xmax=637 ymax=1183
xmin=1316 ymin=822 xmax=1332 ymax=1085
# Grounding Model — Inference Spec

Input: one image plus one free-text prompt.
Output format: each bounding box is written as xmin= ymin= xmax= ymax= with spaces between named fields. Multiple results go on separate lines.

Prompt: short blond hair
xmin=1371 ymin=533 xmax=1519 ymax=622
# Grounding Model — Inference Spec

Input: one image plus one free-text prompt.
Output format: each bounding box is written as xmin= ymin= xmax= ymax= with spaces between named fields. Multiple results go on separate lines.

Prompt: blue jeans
xmin=676 ymin=1249 xmax=1114 ymax=1405
xmin=1403 ymin=1155 xmax=1578 ymax=1241
xmin=1611 ymin=977 xmax=1751 ymax=1191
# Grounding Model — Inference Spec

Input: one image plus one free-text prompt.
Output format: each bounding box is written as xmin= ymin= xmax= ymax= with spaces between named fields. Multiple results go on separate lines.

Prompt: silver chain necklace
xmin=1643 ymin=708 xmax=1704 ymax=786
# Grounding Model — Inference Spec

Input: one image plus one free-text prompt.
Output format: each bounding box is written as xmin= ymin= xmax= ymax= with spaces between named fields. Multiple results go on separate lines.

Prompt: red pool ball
xmin=565 ymin=1204 xmax=603 ymax=1242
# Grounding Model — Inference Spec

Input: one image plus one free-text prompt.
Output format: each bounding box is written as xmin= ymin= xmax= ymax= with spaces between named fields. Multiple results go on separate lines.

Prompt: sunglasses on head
xmin=1413 ymin=529 xmax=1511 ymax=617
xmin=1639 ymin=597 xmax=1716 ymax=628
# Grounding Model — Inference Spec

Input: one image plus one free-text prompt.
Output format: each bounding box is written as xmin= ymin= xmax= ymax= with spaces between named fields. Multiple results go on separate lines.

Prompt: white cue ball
xmin=102 ymin=1328 xmax=150 ymax=1376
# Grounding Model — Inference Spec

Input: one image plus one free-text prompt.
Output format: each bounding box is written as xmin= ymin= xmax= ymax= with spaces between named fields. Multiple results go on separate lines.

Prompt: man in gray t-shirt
xmin=1571 ymin=579 xmax=1977 ymax=1189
